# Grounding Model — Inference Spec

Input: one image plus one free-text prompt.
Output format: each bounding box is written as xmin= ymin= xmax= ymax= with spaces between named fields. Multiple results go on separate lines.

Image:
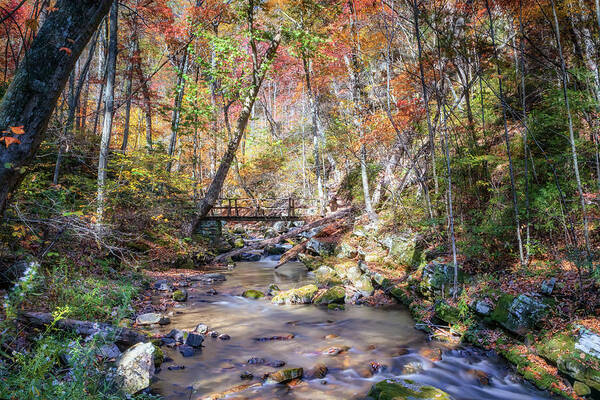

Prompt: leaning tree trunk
xmin=0 ymin=0 xmax=114 ymax=217
xmin=96 ymin=1 xmax=118 ymax=224
xmin=192 ymin=32 xmax=281 ymax=229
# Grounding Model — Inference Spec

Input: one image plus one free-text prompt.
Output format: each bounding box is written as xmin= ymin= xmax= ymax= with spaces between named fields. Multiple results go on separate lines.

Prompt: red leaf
xmin=59 ymin=47 xmax=72 ymax=56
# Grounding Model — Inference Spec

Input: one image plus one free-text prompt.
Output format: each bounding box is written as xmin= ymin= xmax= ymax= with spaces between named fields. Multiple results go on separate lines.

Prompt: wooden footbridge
xmin=202 ymin=197 xmax=317 ymax=222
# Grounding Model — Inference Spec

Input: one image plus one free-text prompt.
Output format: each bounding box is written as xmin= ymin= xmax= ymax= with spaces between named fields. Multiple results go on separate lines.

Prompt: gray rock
xmin=154 ymin=279 xmax=171 ymax=291
xmin=234 ymin=252 xmax=261 ymax=262
xmin=273 ymin=221 xmax=288 ymax=233
xmin=185 ymin=333 xmax=204 ymax=348
xmin=136 ymin=313 xmax=168 ymax=326
xmin=541 ymin=277 xmax=556 ymax=295
xmin=474 ymin=300 xmax=492 ymax=316
xmin=190 ymin=273 xmax=227 ymax=283
xmin=494 ymin=294 xmax=548 ymax=336
xmin=379 ymin=232 xmax=422 ymax=266
xmin=166 ymin=329 xmax=185 ymax=343
xmin=178 ymin=345 xmax=195 ymax=357
xmin=306 ymin=237 xmax=336 ymax=257
xmin=419 ymin=260 xmax=466 ymax=299
xmin=218 ymin=334 xmax=231 ymax=340
xmin=97 ymin=343 xmax=121 ymax=359
xmin=194 ymin=324 xmax=209 ymax=334
xmin=116 ymin=342 xmax=155 ymax=394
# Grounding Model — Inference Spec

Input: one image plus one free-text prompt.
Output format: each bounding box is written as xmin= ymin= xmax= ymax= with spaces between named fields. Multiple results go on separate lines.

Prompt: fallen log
xmin=276 ymin=240 xmax=308 ymax=268
xmin=18 ymin=311 xmax=147 ymax=347
xmin=214 ymin=207 xmax=354 ymax=263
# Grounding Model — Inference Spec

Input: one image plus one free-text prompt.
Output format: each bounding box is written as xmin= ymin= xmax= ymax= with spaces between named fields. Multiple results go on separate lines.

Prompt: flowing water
xmin=152 ymin=257 xmax=552 ymax=400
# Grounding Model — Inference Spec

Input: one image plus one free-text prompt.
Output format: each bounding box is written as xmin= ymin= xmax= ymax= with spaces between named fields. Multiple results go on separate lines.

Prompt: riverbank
xmin=282 ymin=213 xmax=600 ymax=400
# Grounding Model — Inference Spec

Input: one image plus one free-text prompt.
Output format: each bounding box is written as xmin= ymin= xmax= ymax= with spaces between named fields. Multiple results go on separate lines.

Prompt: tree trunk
xmin=121 ymin=31 xmax=135 ymax=152
xmin=413 ymin=0 xmax=439 ymax=196
xmin=96 ymin=1 xmax=118 ymax=223
xmin=485 ymin=0 xmax=525 ymax=267
xmin=550 ymin=0 xmax=592 ymax=258
xmin=132 ymin=32 xmax=153 ymax=149
xmin=0 ymin=0 xmax=114 ymax=217
xmin=192 ymin=32 xmax=281 ymax=228
xmin=302 ymin=56 xmax=325 ymax=215
xmin=167 ymin=51 xmax=188 ymax=172
xmin=53 ymin=30 xmax=99 ymax=185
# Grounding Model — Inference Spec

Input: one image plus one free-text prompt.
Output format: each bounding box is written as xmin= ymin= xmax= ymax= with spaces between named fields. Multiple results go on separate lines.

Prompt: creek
xmin=151 ymin=256 xmax=552 ymax=399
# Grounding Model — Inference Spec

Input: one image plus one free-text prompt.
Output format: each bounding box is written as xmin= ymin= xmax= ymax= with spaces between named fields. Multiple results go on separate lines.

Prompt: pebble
xmin=208 ymin=331 xmax=219 ymax=338
xmin=218 ymin=334 xmax=231 ymax=340
xmin=167 ymin=365 xmax=186 ymax=371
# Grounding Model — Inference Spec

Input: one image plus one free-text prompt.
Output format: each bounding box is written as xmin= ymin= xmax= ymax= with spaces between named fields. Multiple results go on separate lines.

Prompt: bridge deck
xmin=201 ymin=197 xmax=316 ymax=222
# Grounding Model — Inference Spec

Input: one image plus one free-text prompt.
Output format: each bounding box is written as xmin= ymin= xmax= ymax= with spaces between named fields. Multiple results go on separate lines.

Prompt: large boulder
xmin=538 ymin=324 xmax=600 ymax=391
xmin=116 ymin=342 xmax=155 ymax=394
xmin=368 ymin=378 xmax=451 ymax=400
xmin=353 ymin=275 xmax=374 ymax=297
xmin=306 ymin=238 xmax=336 ymax=257
xmin=418 ymin=260 xmax=466 ymax=299
xmin=313 ymin=286 xmax=346 ymax=305
xmin=272 ymin=284 xmax=318 ymax=305
xmin=380 ymin=232 xmax=422 ymax=266
xmin=490 ymin=294 xmax=548 ymax=336
xmin=297 ymin=253 xmax=320 ymax=271
xmin=314 ymin=265 xmax=342 ymax=286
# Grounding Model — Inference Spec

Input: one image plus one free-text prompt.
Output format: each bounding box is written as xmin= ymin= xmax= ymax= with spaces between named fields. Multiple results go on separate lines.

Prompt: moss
xmin=328 ymin=303 xmax=345 ymax=310
xmin=314 ymin=286 xmax=346 ymax=305
xmin=172 ymin=289 xmax=187 ymax=302
xmin=297 ymin=253 xmax=321 ymax=271
xmin=490 ymin=293 xmax=515 ymax=324
xmin=153 ymin=344 xmax=164 ymax=367
xmin=272 ymin=284 xmax=318 ymax=305
xmin=242 ymin=289 xmax=265 ymax=299
xmin=434 ymin=301 xmax=461 ymax=325
xmin=368 ymin=378 xmax=451 ymax=400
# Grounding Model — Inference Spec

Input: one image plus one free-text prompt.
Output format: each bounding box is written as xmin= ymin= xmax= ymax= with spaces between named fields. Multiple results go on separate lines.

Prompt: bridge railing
xmin=207 ymin=197 xmax=317 ymax=219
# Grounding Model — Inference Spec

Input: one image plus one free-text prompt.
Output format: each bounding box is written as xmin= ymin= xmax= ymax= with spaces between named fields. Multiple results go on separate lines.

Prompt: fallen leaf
xmin=59 ymin=47 xmax=72 ymax=56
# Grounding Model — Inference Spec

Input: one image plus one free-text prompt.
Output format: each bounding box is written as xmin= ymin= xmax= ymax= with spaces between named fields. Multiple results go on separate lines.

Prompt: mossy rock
xmin=272 ymin=284 xmax=318 ymax=305
xmin=389 ymin=285 xmax=411 ymax=306
xmin=297 ymin=253 xmax=321 ymax=271
xmin=368 ymin=378 xmax=451 ymax=399
xmin=233 ymin=237 xmax=245 ymax=248
xmin=434 ymin=301 xmax=461 ymax=325
xmin=419 ymin=260 xmax=466 ymax=299
xmin=314 ymin=265 xmax=342 ymax=286
xmin=537 ymin=325 xmax=600 ymax=391
xmin=173 ymin=289 xmax=188 ymax=302
xmin=266 ymin=367 xmax=303 ymax=384
xmin=314 ymin=286 xmax=346 ymax=305
xmin=380 ymin=232 xmax=424 ymax=267
xmin=242 ymin=289 xmax=265 ymax=299
xmin=491 ymin=294 xmax=548 ymax=336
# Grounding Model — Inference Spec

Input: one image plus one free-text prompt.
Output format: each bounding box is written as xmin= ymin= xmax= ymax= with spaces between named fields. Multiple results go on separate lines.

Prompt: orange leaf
xmin=47 ymin=6 xmax=58 ymax=12
xmin=59 ymin=47 xmax=72 ymax=56
xmin=0 ymin=136 xmax=21 ymax=147
xmin=10 ymin=126 xmax=25 ymax=135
